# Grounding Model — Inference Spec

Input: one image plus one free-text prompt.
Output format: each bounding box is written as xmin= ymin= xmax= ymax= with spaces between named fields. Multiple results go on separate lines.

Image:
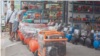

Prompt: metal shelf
xmin=44 ymin=2 xmax=63 ymax=4
xmin=21 ymin=1 xmax=64 ymax=23
xmin=70 ymin=11 xmax=100 ymax=13
xmin=71 ymin=1 xmax=100 ymax=29
xmin=69 ymin=11 xmax=93 ymax=13
xmin=69 ymin=21 xmax=100 ymax=23
xmin=22 ymin=1 xmax=43 ymax=3
xmin=44 ymin=10 xmax=62 ymax=11
xmin=71 ymin=2 xmax=100 ymax=6
xmin=29 ymin=9 xmax=42 ymax=11
xmin=22 ymin=1 xmax=62 ymax=4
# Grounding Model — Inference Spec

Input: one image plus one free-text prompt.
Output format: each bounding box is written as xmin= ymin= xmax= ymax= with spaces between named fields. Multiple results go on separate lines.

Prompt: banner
xmin=14 ymin=0 xmax=20 ymax=9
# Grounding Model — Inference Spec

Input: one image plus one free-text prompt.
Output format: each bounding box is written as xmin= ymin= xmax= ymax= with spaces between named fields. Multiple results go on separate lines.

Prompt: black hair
xmin=5 ymin=4 xmax=7 ymax=6
xmin=23 ymin=6 xmax=28 ymax=10
xmin=10 ymin=4 xmax=14 ymax=7
xmin=4 ymin=13 xmax=6 ymax=15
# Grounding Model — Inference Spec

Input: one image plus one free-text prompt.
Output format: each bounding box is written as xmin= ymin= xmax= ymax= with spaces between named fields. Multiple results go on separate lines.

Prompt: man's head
xmin=4 ymin=13 xmax=6 ymax=16
xmin=5 ymin=4 xmax=7 ymax=6
xmin=23 ymin=6 xmax=28 ymax=12
xmin=10 ymin=4 xmax=14 ymax=10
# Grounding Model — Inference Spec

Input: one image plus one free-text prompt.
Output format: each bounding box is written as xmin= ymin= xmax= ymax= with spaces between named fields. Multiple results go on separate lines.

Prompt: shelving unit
xmin=69 ymin=21 xmax=100 ymax=23
xmin=70 ymin=1 xmax=100 ymax=29
xmin=21 ymin=1 xmax=65 ymax=23
xmin=71 ymin=2 xmax=100 ymax=5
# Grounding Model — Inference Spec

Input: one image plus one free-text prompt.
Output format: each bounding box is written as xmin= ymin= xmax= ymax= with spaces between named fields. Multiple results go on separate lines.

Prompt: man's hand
xmin=5 ymin=22 xmax=8 ymax=25
xmin=20 ymin=21 xmax=22 ymax=23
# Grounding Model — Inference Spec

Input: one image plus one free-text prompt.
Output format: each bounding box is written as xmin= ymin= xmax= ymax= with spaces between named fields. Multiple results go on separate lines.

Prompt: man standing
xmin=4 ymin=13 xmax=7 ymax=27
xmin=6 ymin=4 xmax=17 ymax=36
xmin=10 ymin=6 xmax=28 ymax=41
xmin=3 ymin=4 xmax=8 ymax=15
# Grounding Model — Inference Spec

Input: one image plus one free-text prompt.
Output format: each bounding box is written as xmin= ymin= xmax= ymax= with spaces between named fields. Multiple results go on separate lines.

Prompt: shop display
xmin=21 ymin=1 xmax=64 ymax=23
xmin=69 ymin=15 xmax=97 ymax=21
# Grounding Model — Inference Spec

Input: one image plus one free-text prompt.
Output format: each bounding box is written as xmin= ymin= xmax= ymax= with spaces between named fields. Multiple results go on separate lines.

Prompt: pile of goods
xmin=17 ymin=21 xmax=100 ymax=56
xmin=69 ymin=15 xmax=100 ymax=21
xmin=17 ymin=22 xmax=68 ymax=56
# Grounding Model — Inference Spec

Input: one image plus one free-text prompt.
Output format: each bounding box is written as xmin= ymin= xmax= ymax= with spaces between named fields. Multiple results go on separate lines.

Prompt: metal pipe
xmin=92 ymin=0 xmax=95 ymax=30
xmin=72 ymin=1 xmax=74 ymax=27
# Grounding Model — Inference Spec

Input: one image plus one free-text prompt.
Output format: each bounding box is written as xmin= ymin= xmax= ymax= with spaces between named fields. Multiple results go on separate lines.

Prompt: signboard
xmin=14 ymin=0 xmax=20 ymax=9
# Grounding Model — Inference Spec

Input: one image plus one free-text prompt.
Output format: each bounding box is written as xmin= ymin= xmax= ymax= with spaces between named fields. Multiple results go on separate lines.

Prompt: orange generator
xmin=34 ymin=31 xmax=67 ymax=56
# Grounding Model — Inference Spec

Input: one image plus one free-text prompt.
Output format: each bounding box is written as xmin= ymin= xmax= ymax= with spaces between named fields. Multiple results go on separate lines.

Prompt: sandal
xmin=16 ymin=38 xmax=20 ymax=41
xmin=9 ymin=38 xmax=13 ymax=42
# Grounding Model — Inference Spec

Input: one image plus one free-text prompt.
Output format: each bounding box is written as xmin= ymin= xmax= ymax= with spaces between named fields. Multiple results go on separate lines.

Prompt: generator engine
xmin=93 ymin=24 xmax=100 ymax=49
xmin=79 ymin=29 xmax=90 ymax=45
xmin=71 ymin=29 xmax=81 ymax=44
xmin=85 ymin=30 xmax=94 ymax=47
xmin=38 ymin=33 xmax=67 ymax=56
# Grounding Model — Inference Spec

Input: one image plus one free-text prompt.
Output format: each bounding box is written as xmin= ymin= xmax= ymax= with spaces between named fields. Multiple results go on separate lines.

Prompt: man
xmin=6 ymin=4 xmax=17 ymax=37
xmin=3 ymin=4 xmax=8 ymax=14
xmin=10 ymin=6 xmax=28 ymax=41
xmin=4 ymin=13 xmax=8 ymax=28
xmin=4 ymin=13 xmax=7 ymax=23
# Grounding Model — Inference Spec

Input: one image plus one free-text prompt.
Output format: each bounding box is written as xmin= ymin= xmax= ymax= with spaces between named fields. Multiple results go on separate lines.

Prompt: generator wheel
xmin=95 ymin=48 xmax=97 ymax=50
xmin=85 ymin=38 xmax=91 ymax=47
xmin=22 ymin=40 xmax=26 ymax=45
xmin=79 ymin=37 xmax=85 ymax=45
xmin=27 ymin=45 xmax=31 ymax=51
xmin=34 ymin=50 xmax=38 ymax=56
xmin=71 ymin=37 xmax=75 ymax=44
xmin=18 ymin=35 xmax=21 ymax=41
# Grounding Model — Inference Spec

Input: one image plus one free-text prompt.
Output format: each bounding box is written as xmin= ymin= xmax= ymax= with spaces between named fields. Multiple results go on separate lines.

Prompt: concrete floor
xmin=1 ymin=42 xmax=100 ymax=56
xmin=1 ymin=32 xmax=100 ymax=56
xmin=66 ymin=42 xmax=100 ymax=56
